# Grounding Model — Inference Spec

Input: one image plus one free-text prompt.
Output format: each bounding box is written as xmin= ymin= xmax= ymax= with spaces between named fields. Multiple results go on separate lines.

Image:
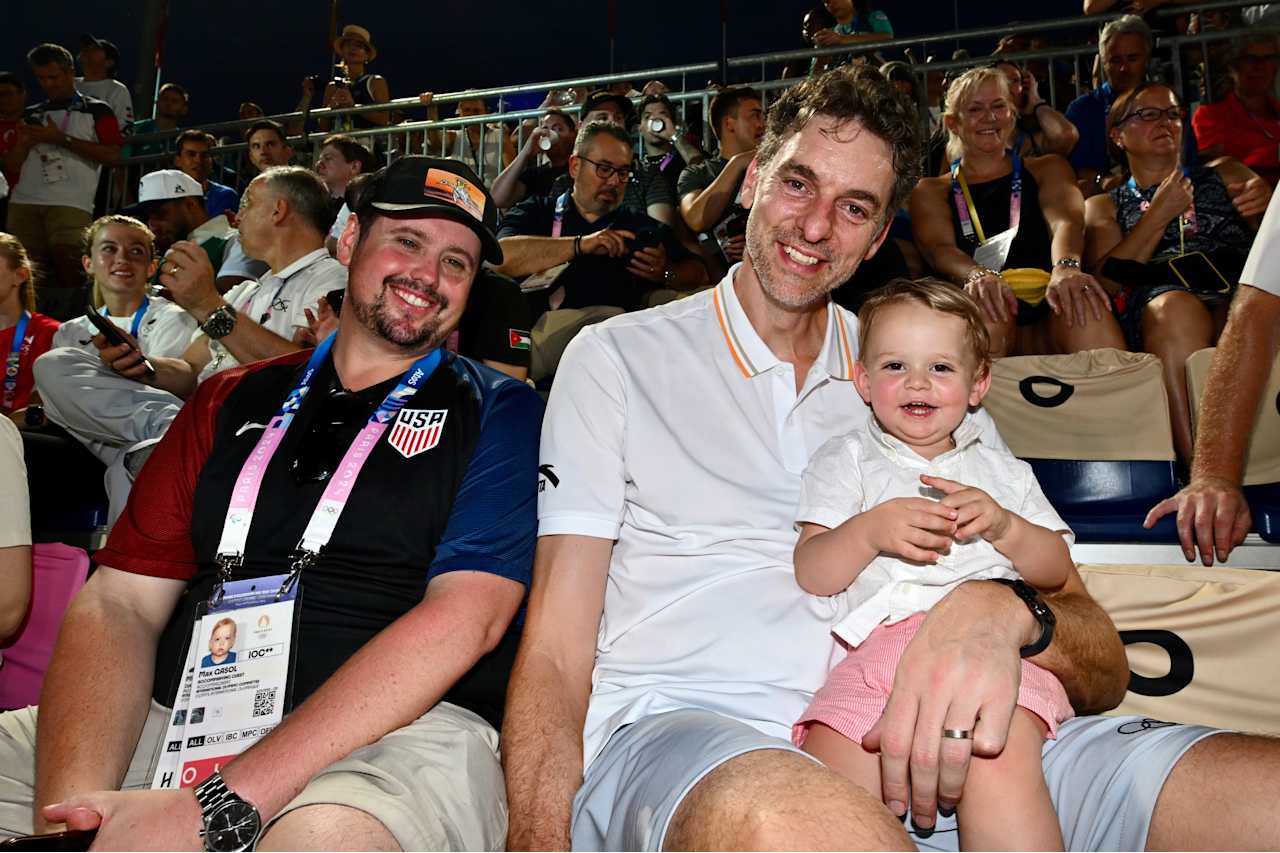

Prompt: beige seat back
xmin=983 ymin=348 xmax=1174 ymax=461
xmin=529 ymin=307 xmax=625 ymax=382
xmin=1080 ymin=563 xmax=1280 ymax=734
xmin=1186 ymin=347 xmax=1280 ymax=486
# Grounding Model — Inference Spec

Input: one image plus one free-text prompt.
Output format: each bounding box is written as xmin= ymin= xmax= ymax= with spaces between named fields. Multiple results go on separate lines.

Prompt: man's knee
xmin=257 ymin=803 xmax=400 ymax=852
xmin=667 ymin=749 xmax=911 ymax=851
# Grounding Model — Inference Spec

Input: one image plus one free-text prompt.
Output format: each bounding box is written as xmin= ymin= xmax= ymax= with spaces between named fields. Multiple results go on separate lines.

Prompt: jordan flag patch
xmin=388 ymin=409 xmax=448 ymax=458
xmin=509 ymin=329 xmax=531 ymax=351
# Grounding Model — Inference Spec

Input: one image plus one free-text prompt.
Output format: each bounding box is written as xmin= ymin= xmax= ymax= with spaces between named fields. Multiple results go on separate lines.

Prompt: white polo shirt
xmin=540 ymin=267 xmax=1011 ymax=768
xmin=1241 ymin=188 xmax=1280 ymax=298
xmin=199 ymin=248 xmax=347 ymax=383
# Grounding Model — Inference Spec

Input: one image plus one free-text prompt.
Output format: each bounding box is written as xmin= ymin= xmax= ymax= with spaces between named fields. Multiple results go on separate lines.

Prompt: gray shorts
xmin=0 ymin=700 xmax=506 ymax=850
xmin=570 ymin=710 xmax=1220 ymax=851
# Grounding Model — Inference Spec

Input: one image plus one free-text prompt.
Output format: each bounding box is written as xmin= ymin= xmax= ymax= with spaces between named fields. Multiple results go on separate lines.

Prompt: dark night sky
xmin=6 ymin=0 xmax=1083 ymax=124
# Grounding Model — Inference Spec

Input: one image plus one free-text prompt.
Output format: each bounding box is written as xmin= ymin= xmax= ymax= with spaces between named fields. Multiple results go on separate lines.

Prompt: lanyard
xmin=100 ymin=296 xmax=149 ymax=339
xmin=951 ymin=151 xmax=1022 ymax=246
xmin=211 ymin=333 xmax=443 ymax=604
xmin=2 ymin=311 xmax=30 ymax=412
xmin=243 ymin=276 xmax=293 ymax=326
xmin=1128 ymin=169 xmax=1197 ymax=254
xmin=551 ymin=192 xmax=570 ymax=239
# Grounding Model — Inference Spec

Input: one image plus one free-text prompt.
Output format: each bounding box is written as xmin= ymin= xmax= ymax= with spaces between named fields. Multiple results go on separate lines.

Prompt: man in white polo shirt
xmin=1146 ymin=189 xmax=1280 ymax=563
xmin=504 ymin=65 xmax=1280 ymax=851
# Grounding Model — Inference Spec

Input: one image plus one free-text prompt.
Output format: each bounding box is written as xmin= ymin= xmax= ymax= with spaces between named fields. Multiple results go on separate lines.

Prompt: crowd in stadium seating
xmin=1 ymin=7 xmax=1279 ymax=850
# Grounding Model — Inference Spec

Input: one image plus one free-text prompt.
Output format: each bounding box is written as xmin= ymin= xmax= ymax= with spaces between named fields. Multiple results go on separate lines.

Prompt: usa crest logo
xmin=387 ymin=409 xmax=448 ymax=458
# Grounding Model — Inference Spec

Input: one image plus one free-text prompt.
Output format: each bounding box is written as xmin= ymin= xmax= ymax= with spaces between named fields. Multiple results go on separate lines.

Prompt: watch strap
xmin=201 ymin=304 xmax=238 ymax=339
xmin=194 ymin=772 xmax=235 ymax=821
xmin=990 ymin=578 xmax=1056 ymax=658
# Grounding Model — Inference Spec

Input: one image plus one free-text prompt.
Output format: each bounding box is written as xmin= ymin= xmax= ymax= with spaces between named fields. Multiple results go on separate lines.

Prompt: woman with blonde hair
xmin=49 ymin=214 xmax=194 ymax=359
xmin=0 ymin=233 xmax=59 ymax=424
xmin=911 ymin=66 xmax=1124 ymax=357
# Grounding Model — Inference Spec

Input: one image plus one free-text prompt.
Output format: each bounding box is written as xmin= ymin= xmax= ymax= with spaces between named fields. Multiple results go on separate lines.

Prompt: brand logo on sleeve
xmin=387 ymin=408 xmax=448 ymax=458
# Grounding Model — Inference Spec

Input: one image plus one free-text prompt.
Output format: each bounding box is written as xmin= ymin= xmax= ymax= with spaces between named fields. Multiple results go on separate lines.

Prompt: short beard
xmin=744 ymin=215 xmax=850 ymax=310
xmin=350 ymin=275 xmax=450 ymax=351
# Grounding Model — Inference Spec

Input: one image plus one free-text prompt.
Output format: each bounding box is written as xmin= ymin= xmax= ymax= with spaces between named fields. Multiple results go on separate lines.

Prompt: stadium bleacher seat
xmin=983 ymin=348 xmax=1181 ymax=543
xmin=1186 ymin=348 xmax=1280 ymax=544
xmin=20 ymin=428 xmax=108 ymax=550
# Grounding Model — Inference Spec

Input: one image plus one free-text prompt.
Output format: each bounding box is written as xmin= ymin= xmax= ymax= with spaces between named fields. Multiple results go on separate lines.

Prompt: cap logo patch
xmin=423 ymin=168 xmax=486 ymax=222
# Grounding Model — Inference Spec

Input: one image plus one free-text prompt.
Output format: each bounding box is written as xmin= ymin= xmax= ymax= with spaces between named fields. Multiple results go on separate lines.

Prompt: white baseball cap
xmin=137 ymin=169 xmax=204 ymax=205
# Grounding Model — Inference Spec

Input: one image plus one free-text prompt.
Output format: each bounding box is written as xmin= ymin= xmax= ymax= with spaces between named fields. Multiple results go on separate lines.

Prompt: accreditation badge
xmin=158 ymin=575 xmax=300 ymax=789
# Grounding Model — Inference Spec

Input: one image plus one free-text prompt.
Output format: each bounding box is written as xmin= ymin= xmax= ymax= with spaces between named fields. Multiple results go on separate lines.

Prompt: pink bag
xmin=0 ymin=543 xmax=89 ymax=710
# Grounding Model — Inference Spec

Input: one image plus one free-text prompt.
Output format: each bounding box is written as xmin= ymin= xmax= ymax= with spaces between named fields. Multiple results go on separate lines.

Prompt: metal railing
xmin=119 ymin=60 xmax=719 ymax=149
xmin=725 ymin=0 xmax=1261 ymax=81
xmin=101 ymin=0 xmax=1266 ymax=213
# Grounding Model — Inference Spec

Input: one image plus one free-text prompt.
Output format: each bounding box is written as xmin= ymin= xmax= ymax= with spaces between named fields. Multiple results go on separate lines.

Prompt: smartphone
xmin=0 ymin=829 xmax=97 ymax=851
xmin=83 ymin=306 xmax=156 ymax=377
xmin=324 ymin=288 xmax=345 ymax=316
xmin=626 ymin=228 xmax=663 ymax=264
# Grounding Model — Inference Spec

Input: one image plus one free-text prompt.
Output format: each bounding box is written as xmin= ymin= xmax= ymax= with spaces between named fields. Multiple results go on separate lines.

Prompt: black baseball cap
xmin=79 ymin=34 xmax=120 ymax=68
xmin=357 ymin=157 xmax=503 ymax=265
xmin=581 ymin=90 xmax=635 ymax=126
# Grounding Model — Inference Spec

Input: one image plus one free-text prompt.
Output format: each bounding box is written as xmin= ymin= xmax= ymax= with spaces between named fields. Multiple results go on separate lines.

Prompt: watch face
xmin=206 ymin=800 xmax=261 ymax=852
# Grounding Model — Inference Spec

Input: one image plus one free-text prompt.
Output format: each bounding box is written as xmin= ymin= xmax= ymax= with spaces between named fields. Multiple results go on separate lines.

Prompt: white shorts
xmin=570 ymin=709 xmax=1220 ymax=851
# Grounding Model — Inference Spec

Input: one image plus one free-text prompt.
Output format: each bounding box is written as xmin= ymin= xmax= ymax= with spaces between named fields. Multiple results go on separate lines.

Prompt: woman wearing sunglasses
xmin=911 ymin=66 xmax=1123 ymax=358
xmin=1084 ymin=81 xmax=1271 ymax=462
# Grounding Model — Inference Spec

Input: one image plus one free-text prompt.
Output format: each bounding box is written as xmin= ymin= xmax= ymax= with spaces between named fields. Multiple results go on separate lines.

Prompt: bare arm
xmin=93 ymin=333 xmax=206 ymax=400
xmin=222 ymin=570 xmax=524 ymax=819
xmin=646 ymin=202 xmax=676 ymax=227
xmin=0 ymin=545 xmax=31 ymax=643
xmin=910 ymin=176 xmax=981 ymax=283
xmin=33 ymin=567 xmax=185 ymax=830
xmin=1034 ymin=155 xmax=1088 ymax=264
xmin=1145 ymin=284 xmax=1280 ymax=562
xmin=794 ymin=520 xmax=878 ymax=596
xmin=495 ymin=228 xmax=634 ymax=279
xmin=679 ymin=151 xmax=753 ymax=233
xmin=1082 ymin=193 xmax=1126 ymax=279
xmin=1025 ymin=101 xmax=1078 ymax=159
xmin=503 ymin=534 xmax=612 ymax=850
xmin=489 ymin=135 xmax=542 ymax=209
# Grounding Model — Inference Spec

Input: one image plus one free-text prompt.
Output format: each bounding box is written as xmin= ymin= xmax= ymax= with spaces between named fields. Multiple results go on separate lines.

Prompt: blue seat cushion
xmin=1025 ymin=459 xmax=1181 ymax=543
xmin=1244 ymin=483 xmax=1280 ymax=544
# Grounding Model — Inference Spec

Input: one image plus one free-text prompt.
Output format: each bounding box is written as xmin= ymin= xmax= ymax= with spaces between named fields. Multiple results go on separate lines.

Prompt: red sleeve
xmin=1191 ymin=102 xmax=1225 ymax=155
xmin=93 ymin=111 xmax=123 ymax=146
xmin=95 ymin=367 xmax=242 ymax=579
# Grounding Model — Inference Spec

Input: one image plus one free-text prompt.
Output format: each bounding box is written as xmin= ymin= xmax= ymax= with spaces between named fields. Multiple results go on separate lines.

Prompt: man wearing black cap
xmin=76 ymin=34 xmax=133 ymax=129
xmin=0 ymin=157 xmax=541 ymax=851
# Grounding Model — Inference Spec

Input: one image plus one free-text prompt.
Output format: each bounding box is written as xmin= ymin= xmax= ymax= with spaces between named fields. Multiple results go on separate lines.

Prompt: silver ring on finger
xmin=169 ymin=265 xmax=181 ymax=275
xmin=941 ymin=728 xmax=973 ymax=740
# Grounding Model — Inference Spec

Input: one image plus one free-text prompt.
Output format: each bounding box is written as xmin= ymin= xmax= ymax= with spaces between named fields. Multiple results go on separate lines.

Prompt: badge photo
xmin=388 ymin=408 xmax=448 ymax=458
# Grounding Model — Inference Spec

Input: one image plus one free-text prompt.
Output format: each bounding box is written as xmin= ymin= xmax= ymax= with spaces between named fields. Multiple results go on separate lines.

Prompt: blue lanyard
xmin=100 ymin=296 xmax=149 ymax=339
xmin=3 ymin=311 xmax=31 ymax=412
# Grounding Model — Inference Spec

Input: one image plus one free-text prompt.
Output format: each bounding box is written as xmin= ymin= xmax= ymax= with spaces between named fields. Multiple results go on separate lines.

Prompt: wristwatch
xmin=194 ymin=772 xmax=262 ymax=852
xmin=990 ymin=578 xmax=1056 ymax=658
xmin=201 ymin=304 xmax=238 ymax=340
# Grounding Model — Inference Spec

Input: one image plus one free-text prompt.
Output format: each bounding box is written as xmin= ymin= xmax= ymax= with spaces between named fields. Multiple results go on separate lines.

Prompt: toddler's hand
xmin=868 ymin=497 xmax=958 ymax=564
xmin=921 ymin=475 xmax=1011 ymax=543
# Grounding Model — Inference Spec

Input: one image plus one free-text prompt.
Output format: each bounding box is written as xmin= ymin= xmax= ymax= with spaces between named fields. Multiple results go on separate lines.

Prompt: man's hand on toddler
xmin=921 ymin=475 xmax=1012 ymax=544
xmin=867 ymin=496 xmax=958 ymax=563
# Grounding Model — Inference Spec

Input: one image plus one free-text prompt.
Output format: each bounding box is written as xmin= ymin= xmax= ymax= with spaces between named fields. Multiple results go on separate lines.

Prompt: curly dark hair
xmin=756 ymin=65 xmax=922 ymax=213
